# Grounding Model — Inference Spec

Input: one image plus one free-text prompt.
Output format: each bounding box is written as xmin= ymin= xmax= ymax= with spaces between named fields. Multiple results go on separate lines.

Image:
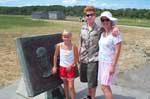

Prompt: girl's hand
xmin=52 ymin=66 xmax=57 ymax=74
xmin=109 ymin=65 xmax=115 ymax=75
xmin=66 ymin=66 xmax=72 ymax=72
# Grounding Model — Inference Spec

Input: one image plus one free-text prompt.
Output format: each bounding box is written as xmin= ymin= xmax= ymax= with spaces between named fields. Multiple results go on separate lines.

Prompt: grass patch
xmin=118 ymin=18 xmax=150 ymax=27
xmin=0 ymin=15 xmax=82 ymax=50
xmin=0 ymin=15 xmax=50 ymax=29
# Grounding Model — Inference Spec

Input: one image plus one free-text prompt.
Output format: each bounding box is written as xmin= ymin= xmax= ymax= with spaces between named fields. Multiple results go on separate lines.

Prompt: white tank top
xmin=59 ymin=46 xmax=74 ymax=67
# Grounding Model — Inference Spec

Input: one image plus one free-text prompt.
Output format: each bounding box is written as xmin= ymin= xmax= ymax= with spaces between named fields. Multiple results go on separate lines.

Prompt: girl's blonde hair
xmin=62 ymin=29 xmax=72 ymax=36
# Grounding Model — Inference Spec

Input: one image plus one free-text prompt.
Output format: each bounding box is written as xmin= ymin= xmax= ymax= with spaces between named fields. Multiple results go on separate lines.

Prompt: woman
xmin=98 ymin=11 xmax=122 ymax=99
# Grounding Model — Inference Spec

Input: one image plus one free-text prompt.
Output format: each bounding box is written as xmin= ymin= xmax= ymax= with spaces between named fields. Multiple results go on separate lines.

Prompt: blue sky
xmin=0 ymin=0 xmax=150 ymax=9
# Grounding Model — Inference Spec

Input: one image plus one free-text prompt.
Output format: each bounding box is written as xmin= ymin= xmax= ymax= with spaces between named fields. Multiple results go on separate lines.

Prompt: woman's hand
xmin=109 ymin=65 xmax=115 ymax=75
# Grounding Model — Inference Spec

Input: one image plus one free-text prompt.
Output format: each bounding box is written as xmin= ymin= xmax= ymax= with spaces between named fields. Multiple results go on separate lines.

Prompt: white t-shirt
xmin=98 ymin=32 xmax=122 ymax=63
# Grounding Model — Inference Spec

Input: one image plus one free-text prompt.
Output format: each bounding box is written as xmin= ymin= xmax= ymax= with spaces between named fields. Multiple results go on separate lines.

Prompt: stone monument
xmin=16 ymin=33 xmax=65 ymax=99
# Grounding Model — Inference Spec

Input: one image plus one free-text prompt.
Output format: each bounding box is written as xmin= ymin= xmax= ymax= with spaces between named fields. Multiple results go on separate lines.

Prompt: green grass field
xmin=0 ymin=15 xmax=82 ymax=50
xmin=0 ymin=15 xmax=149 ymax=50
xmin=119 ymin=18 xmax=150 ymax=27
xmin=0 ymin=15 xmax=50 ymax=29
xmin=0 ymin=15 xmax=149 ymax=87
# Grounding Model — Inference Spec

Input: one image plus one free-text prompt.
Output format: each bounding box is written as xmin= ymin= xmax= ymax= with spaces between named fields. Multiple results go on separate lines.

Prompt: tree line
xmin=0 ymin=5 xmax=150 ymax=19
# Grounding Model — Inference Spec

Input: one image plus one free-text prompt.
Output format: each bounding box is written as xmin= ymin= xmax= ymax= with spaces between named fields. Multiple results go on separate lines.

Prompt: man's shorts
xmin=80 ymin=62 xmax=98 ymax=88
xmin=59 ymin=66 xmax=75 ymax=81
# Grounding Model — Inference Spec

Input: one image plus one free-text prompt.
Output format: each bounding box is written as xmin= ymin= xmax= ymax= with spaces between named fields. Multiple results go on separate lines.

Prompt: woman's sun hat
xmin=100 ymin=11 xmax=118 ymax=25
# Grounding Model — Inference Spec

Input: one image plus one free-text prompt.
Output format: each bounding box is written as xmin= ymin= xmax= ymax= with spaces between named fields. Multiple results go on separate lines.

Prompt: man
xmin=79 ymin=6 xmax=101 ymax=99
xmin=79 ymin=6 xmax=118 ymax=99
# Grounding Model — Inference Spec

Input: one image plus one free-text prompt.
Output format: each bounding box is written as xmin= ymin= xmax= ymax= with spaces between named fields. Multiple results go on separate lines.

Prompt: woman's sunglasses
xmin=101 ymin=18 xmax=110 ymax=22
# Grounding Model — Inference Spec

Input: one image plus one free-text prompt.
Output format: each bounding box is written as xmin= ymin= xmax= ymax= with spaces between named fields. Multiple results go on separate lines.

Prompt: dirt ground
xmin=113 ymin=26 xmax=150 ymax=93
xmin=0 ymin=48 xmax=20 ymax=87
xmin=113 ymin=64 xmax=150 ymax=93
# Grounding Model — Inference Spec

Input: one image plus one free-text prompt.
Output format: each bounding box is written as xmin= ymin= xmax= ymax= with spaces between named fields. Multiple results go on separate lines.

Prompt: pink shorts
xmin=59 ymin=66 xmax=75 ymax=81
xmin=98 ymin=61 xmax=117 ymax=86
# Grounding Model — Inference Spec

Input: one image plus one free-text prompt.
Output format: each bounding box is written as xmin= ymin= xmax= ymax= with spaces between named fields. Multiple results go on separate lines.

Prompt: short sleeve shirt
xmin=80 ymin=23 xmax=102 ymax=63
xmin=98 ymin=32 xmax=122 ymax=62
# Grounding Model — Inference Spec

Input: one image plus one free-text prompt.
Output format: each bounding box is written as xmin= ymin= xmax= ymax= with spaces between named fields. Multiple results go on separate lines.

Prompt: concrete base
xmin=15 ymin=77 xmax=65 ymax=99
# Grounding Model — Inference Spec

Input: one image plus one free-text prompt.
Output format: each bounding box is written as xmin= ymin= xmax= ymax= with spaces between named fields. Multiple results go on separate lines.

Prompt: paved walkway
xmin=0 ymin=78 xmax=150 ymax=99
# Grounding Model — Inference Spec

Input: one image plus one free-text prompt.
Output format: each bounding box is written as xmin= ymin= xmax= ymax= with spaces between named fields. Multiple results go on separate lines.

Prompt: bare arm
xmin=112 ymin=42 xmax=121 ymax=66
xmin=53 ymin=44 xmax=59 ymax=67
xmin=110 ymin=42 xmax=121 ymax=75
xmin=74 ymin=45 xmax=79 ymax=65
xmin=78 ymin=33 xmax=82 ymax=64
xmin=52 ymin=44 xmax=60 ymax=74
xmin=78 ymin=45 xmax=80 ymax=63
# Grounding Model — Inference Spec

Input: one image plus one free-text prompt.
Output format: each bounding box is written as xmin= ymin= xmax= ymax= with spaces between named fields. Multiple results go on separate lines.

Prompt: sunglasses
xmin=101 ymin=18 xmax=110 ymax=22
xmin=86 ymin=13 xmax=95 ymax=17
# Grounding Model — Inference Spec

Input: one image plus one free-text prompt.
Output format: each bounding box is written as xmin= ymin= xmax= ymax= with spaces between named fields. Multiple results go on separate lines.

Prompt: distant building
xmin=32 ymin=11 xmax=65 ymax=20
xmin=32 ymin=11 xmax=49 ymax=19
xmin=48 ymin=11 xmax=65 ymax=20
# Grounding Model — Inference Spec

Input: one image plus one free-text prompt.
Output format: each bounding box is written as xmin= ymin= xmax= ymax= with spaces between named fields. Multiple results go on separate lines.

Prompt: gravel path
xmin=113 ymin=64 xmax=150 ymax=93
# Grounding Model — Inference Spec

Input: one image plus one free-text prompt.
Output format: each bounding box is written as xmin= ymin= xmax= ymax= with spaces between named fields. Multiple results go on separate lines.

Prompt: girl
xmin=52 ymin=30 xmax=78 ymax=99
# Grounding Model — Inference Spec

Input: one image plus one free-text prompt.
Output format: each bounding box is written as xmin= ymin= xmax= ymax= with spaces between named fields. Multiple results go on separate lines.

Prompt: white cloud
xmin=89 ymin=0 xmax=96 ymax=2
xmin=0 ymin=0 xmax=17 ymax=2
xmin=0 ymin=0 xmax=18 ymax=3
xmin=87 ymin=0 xmax=97 ymax=6
xmin=100 ymin=3 xmax=109 ymax=7
xmin=98 ymin=3 xmax=121 ymax=9
xmin=62 ymin=0 xmax=78 ymax=4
